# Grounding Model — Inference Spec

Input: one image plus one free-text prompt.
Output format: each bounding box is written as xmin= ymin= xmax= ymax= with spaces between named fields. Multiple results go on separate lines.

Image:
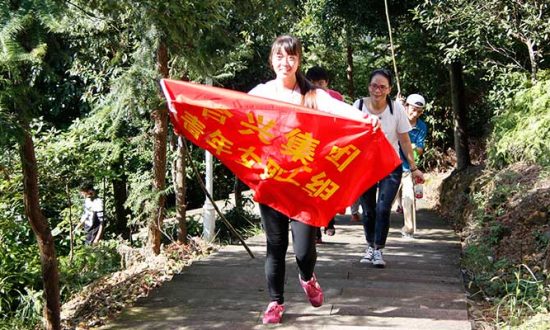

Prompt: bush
xmin=215 ymin=196 xmax=261 ymax=244
xmin=441 ymin=163 xmax=549 ymax=327
xmin=58 ymin=242 xmax=121 ymax=300
xmin=0 ymin=220 xmax=42 ymax=321
xmin=488 ymin=71 xmax=550 ymax=168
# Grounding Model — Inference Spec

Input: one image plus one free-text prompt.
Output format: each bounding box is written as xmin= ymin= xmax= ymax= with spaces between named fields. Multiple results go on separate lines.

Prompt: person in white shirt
xmin=76 ymin=183 xmax=105 ymax=245
xmin=249 ymin=35 xmax=380 ymax=324
xmin=353 ymin=69 xmax=424 ymax=268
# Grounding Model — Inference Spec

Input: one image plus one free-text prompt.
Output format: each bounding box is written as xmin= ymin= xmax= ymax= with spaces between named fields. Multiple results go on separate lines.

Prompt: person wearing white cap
xmin=396 ymin=93 xmax=428 ymax=238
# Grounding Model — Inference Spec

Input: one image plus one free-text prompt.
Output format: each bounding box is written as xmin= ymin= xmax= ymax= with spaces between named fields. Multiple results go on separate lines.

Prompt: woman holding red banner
xmin=249 ymin=35 xmax=380 ymax=324
xmin=354 ymin=69 xmax=424 ymax=268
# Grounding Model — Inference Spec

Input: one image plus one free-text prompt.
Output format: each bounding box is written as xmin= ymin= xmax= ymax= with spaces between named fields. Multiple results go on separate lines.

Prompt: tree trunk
xmin=526 ymin=38 xmax=538 ymax=83
xmin=112 ymin=176 xmax=129 ymax=239
xmin=346 ymin=42 xmax=355 ymax=99
xmin=175 ymin=136 xmax=188 ymax=244
xmin=148 ymin=41 xmax=170 ymax=254
xmin=20 ymin=125 xmax=61 ymax=330
xmin=234 ymin=177 xmax=243 ymax=211
xmin=449 ymin=61 xmax=471 ymax=171
xmin=66 ymin=182 xmax=74 ymax=263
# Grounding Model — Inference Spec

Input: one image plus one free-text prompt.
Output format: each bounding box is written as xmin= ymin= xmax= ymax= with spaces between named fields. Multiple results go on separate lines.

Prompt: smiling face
xmin=269 ymin=36 xmax=302 ymax=82
xmin=271 ymin=48 xmax=299 ymax=80
xmin=368 ymin=74 xmax=392 ymax=102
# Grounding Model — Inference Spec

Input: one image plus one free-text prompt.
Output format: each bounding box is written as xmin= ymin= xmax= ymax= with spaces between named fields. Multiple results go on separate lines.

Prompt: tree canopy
xmin=1 ymin=0 xmax=549 ymax=328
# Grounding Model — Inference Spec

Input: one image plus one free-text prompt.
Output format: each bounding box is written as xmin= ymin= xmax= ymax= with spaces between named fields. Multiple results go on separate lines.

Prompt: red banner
xmin=161 ymin=79 xmax=401 ymax=227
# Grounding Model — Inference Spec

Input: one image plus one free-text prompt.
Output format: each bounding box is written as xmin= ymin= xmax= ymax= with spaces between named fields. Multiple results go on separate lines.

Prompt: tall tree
xmin=19 ymin=121 xmax=61 ymax=329
xmin=172 ymin=135 xmax=188 ymax=244
xmin=415 ymin=0 xmax=549 ymax=80
xmin=449 ymin=61 xmax=471 ymax=170
xmin=63 ymin=0 xmax=271 ymax=253
xmin=0 ymin=1 xmax=66 ymax=327
xmin=149 ymin=41 xmax=169 ymax=254
xmin=296 ymin=0 xmax=415 ymax=98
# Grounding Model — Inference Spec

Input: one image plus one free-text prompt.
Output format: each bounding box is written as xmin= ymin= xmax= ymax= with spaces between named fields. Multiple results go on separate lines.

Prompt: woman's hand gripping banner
xmin=160 ymin=79 xmax=401 ymax=227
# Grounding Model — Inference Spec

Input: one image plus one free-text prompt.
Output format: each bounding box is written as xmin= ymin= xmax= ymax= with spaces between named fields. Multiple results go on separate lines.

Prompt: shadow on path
xmin=100 ymin=200 xmax=471 ymax=330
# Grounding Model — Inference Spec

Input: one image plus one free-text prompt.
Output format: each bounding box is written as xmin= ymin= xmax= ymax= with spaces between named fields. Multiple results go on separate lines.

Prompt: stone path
xmin=101 ymin=200 xmax=471 ymax=329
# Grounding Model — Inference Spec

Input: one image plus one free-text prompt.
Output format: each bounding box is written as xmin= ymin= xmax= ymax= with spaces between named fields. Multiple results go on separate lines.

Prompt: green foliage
xmin=0 ymin=150 xmax=42 ymax=320
xmin=454 ymin=164 xmax=549 ymax=327
xmin=215 ymin=197 xmax=261 ymax=244
xmin=413 ymin=0 xmax=550 ymax=156
xmin=160 ymin=215 xmax=203 ymax=244
xmin=488 ymin=72 xmax=550 ymax=168
xmin=463 ymin=247 xmax=547 ymax=322
xmin=415 ymin=0 xmax=550 ymax=75
xmin=14 ymin=287 xmax=42 ymax=324
xmin=2 ymin=0 xmax=548 ymax=327
xmin=58 ymin=242 xmax=121 ymax=299
xmin=0 ymin=234 xmax=121 ymax=324
xmin=0 ymin=316 xmax=36 ymax=330
xmin=494 ymin=265 xmax=550 ymax=328
xmin=463 ymin=243 xmax=513 ymax=297
xmin=0 ymin=219 xmax=41 ymax=320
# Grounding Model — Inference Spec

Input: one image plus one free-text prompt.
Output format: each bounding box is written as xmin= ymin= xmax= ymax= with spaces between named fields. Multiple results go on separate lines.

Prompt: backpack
xmin=356 ymin=97 xmax=394 ymax=115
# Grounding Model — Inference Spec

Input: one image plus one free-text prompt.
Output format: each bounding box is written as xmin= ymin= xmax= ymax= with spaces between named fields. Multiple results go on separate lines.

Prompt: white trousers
xmin=396 ymin=171 xmax=416 ymax=234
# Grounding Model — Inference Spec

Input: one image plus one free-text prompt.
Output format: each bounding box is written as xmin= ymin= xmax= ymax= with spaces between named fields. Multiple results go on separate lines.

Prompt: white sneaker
xmin=372 ymin=249 xmax=386 ymax=268
xmin=360 ymin=246 xmax=374 ymax=263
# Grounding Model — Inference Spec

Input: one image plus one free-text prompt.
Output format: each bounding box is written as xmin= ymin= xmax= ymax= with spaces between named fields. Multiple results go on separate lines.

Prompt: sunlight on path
xmin=100 ymin=198 xmax=471 ymax=330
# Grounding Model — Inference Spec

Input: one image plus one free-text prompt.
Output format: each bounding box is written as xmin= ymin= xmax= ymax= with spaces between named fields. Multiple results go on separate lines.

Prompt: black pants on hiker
xmin=260 ymin=204 xmax=317 ymax=304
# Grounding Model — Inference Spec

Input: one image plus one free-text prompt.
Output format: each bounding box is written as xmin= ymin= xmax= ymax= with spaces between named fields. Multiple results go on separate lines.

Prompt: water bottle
xmin=414 ymin=177 xmax=424 ymax=199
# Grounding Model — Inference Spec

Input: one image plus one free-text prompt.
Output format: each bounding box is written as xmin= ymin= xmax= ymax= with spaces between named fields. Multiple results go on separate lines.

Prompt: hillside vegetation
xmin=438 ymin=75 xmax=550 ymax=329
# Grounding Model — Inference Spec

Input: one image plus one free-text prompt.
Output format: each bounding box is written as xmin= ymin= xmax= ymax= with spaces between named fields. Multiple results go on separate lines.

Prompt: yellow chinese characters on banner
xmin=161 ymin=79 xmax=401 ymax=227
xmin=239 ymin=112 xmax=276 ymax=144
xmin=326 ymin=144 xmax=361 ymax=172
xmin=181 ymin=107 xmax=339 ymax=195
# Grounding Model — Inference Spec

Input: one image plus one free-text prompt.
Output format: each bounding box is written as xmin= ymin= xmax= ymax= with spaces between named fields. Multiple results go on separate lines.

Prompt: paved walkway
xmin=101 ymin=200 xmax=471 ymax=329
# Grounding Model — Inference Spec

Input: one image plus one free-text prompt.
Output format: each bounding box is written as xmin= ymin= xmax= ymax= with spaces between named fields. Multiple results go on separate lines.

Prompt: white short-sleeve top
xmin=353 ymin=98 xmax=411 ymax=156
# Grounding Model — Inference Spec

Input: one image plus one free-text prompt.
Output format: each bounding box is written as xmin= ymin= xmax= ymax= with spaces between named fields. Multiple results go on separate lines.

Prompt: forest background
xmin=1 ymin=0 xmax=548 ymax=329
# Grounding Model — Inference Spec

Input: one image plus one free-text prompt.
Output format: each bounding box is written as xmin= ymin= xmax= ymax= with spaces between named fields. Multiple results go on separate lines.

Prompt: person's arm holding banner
xmin=315 ymin=88 xmax=380 ymax=130
xmin=161 ymin=35 xmax=398 ymax=325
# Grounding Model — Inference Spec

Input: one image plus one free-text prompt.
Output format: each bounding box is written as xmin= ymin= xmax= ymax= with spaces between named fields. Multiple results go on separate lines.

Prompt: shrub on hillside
xmin=439 ymin=163 xmax=549 ymax=328
xmin=488 ymin=71 xmax=550 ymax=168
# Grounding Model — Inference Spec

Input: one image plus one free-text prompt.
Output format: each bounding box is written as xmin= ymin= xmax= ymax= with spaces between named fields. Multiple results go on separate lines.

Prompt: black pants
xmin=85 ymin=226 xmax=100 ymax=245
xmin=260 ymin=204 xmax=317 ymax=304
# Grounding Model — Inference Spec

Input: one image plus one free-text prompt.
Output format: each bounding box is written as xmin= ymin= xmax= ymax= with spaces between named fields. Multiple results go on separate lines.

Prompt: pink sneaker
xmin=262 ymin=301 xmax=285 ymax=324
xmin=299 ymin=273 xmax=324 ymax=307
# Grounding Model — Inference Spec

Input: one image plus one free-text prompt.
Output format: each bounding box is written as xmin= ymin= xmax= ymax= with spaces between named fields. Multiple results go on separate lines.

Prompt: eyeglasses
xmin=368 ymin=83 xmax=389 ymax=91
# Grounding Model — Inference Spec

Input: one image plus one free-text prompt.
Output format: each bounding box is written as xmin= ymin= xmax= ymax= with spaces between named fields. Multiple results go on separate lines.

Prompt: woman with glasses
xmin=353 ymin=69 xmax=424 ymax=268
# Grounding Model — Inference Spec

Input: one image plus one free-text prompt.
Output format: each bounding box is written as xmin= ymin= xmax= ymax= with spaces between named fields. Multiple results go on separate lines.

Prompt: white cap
xmin=406 ymin=94 xmax=426 ymax=108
